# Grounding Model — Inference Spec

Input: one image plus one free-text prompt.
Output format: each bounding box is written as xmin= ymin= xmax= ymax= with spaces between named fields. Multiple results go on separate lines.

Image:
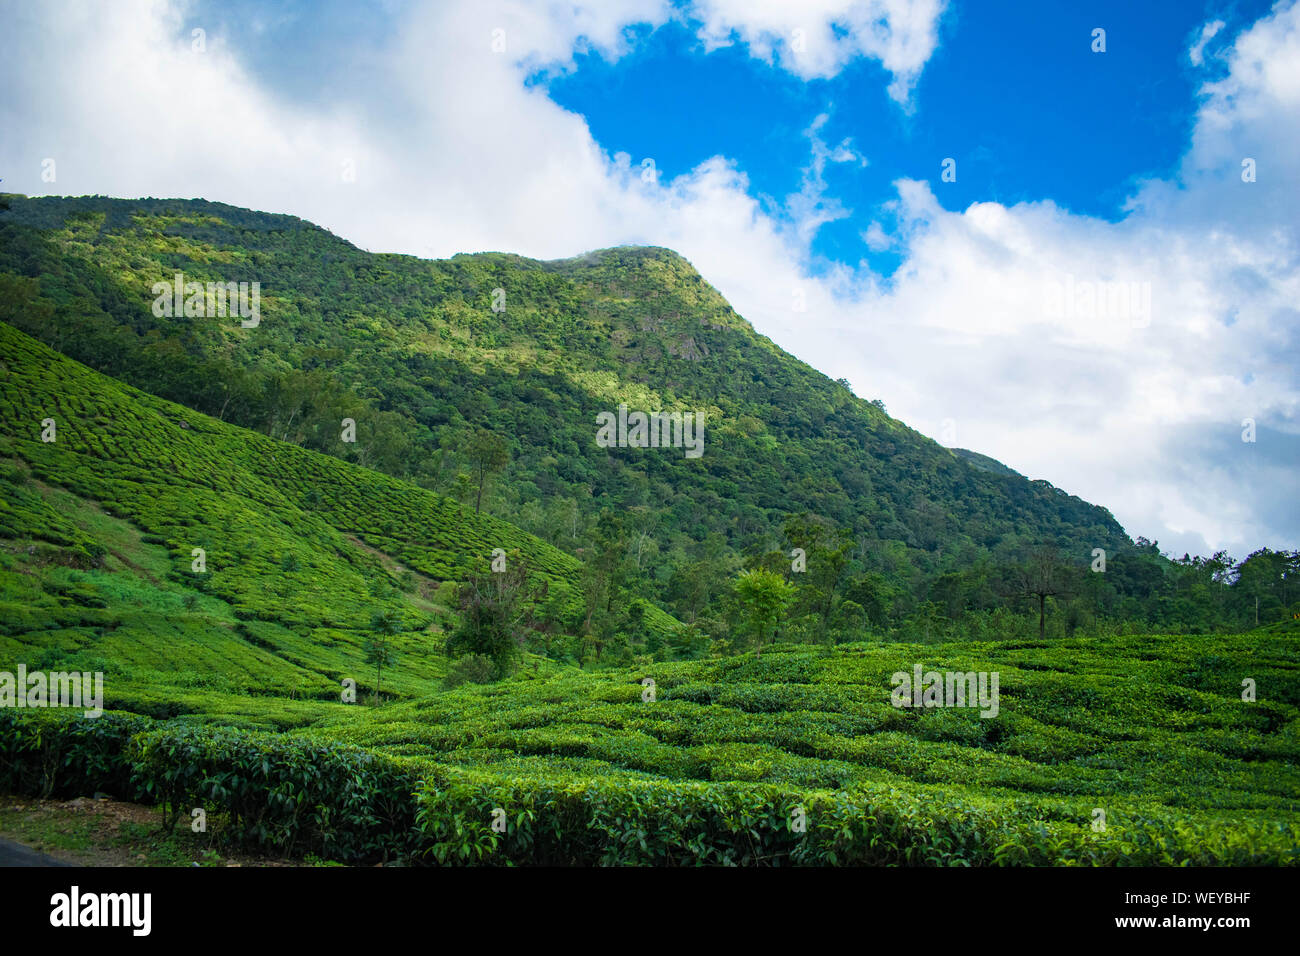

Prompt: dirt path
xmin=0 ymin=794 xmax=298 ymax=867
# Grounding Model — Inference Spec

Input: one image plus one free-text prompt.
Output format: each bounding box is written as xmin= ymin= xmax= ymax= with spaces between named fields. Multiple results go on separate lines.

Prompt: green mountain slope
xmin=0 ymin=320 xmax=627 ymax=718
xmin=951 ymin=447 xmax=1025 ymax=479
xmin=0 ymin=195 xmax=1132 ymax=627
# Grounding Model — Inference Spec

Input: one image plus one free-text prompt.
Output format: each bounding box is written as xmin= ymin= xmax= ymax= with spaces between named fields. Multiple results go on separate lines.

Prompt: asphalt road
xmin=0 ymin=838 xmax=72 ymax=867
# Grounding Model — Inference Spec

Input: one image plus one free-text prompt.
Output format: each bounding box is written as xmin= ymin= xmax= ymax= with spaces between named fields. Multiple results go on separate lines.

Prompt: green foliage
xmin=364 ymin=611 xmax=401 ymax=703
xmin=1 ymin=196 xmax=1296 ymax=867
xmin=0 ymin=320 xmax=598 ymax=707
xmin=733 ymin=568 xmax=796 ymax=657
xmin=466 ymin=428 xmax=509 ymax=514
xmin=445 ymin=555 xmax=532 ymax=679
xmin=443 ymin=654 xmax=496 ymax=689
xmin=2 ymin=629 xmax=1297 ymax=865
xmin=129 ymin=724 xmax=422 ymax=861
xmin=0 ymin=708 xmax=152 ymax=799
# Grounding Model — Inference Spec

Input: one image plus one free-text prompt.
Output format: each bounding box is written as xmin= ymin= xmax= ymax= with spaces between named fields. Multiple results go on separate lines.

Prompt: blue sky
xmin=1 ymin=0 xmax=1297 ymax=557
xmin=542 ymin=0 xmax=1272 ymax=275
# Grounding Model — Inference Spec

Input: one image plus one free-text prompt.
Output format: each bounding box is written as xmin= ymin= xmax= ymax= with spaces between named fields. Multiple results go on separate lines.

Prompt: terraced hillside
xmin=0 ymin=321 xmax=679 ymax=717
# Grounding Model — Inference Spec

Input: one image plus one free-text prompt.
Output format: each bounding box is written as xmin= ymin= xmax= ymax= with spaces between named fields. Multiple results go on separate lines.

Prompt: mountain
xmin=951 ymin=447 xmax=1024 ymax=479
xmin=0 ymin=195 xmax=1142 ymax=632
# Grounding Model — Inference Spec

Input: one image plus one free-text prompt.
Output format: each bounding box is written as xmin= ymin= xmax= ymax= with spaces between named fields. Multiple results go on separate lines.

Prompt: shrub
xmin=443 ymin=654 xmax=496 ymax=689
xmin=129 ymin=724 xmax=425 ymax=862
xmin=0 ymin=709 xmax=151 ymax=799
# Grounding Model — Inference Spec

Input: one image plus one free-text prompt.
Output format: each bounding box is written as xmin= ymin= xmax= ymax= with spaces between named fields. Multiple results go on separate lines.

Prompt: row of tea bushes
xmin=0 ymin=320 xmax=590 ymax=637
xmin=2 ymin=709 xmax=1295 ymax=865
xmin=0 ymin=709 xmax=423 ymax=862
xmin=412 ymin=765 xmax=1297 ymax=866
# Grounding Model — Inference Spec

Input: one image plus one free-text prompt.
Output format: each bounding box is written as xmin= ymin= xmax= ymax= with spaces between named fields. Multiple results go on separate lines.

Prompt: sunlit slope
xmin=0 ymin=321 xmax=597 ymax=715
xmin=0 ymin=195 xmax=1131 ymax=587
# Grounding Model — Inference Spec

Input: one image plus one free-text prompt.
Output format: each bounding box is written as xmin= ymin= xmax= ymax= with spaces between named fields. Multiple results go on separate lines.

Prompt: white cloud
xmin=1188 ymin=18 xmax=1225 ymax=66
xmin=688 ymin=0 xmax=949 ymax=103
xmin=781 ymin=3 xmax=1300 ymax=556
xmin=0 ymin=0 xmax=1296 ymax=557
xmin=784 ymin=112 xmax=868 ymax=246
xmin=861 ymin=221 xmax=892 ymax=251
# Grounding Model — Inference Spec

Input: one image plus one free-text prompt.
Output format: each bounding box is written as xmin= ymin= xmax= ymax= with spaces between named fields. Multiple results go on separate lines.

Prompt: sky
xmin=1 ymin=0 xmax=1297 ymax=559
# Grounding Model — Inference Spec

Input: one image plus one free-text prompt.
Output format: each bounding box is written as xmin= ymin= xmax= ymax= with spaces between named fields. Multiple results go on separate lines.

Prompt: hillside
xmin=0 ymin=195 xmax=1142 ymax=637
xmin=0 ymin=320 xmax=666 ymax=717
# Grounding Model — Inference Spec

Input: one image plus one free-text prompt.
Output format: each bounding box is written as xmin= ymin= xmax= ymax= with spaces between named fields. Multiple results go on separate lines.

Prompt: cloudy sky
xmin=2 ymin=0 xmax=1297 ymax=558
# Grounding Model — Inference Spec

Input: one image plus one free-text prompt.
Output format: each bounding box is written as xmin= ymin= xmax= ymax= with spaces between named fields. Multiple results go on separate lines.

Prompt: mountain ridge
xmin=0 ymin=193 xmax=1162 ymax=642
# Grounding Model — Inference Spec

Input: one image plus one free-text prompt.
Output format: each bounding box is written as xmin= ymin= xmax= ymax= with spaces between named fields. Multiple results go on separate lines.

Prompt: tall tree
xmin=734 ymin=568 xmax=796 ymax=659
xmin=446 ymin=553 xmax=531 ymax=677
xmin=782 ymin=514 xmax=852 ymax=634
xmin=1012 ymin=547 xmax=1076 ymax=639
xmin=467 ymin=428 xmax=509 ymax=513
xmin=364 ymin=610 xmax=401 ymax=703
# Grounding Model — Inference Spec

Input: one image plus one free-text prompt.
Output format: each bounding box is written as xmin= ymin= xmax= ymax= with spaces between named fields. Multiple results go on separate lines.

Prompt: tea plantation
xmin=2 ymin=630 xmax=1297 ymax=865
xmin=1 ymin=320 xmax=1297 ymax=865
xmin=0 ymin=321 xmax=606 ymax=714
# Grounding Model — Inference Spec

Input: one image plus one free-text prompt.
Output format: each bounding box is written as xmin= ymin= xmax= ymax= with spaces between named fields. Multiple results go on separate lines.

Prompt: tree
xmin=451 ymin=472 xmax=474 ymax=506
xmin=578 ymin=514 xmax=626 ymax=665
xmin=1011 ymin=547 xmax=1077 ymax=639
xmin=733 ymin=568 xmax=796 ymax=659
xmin=573 ymin=509 xmax=632 ymax=666
xmin=1232 ymin=548 xmax=1300 ymax=625
xmin=364 ymin=610 xmax=401 ymax=703
xmin=782 ymin=514 xmax=852 ymax=634
xmin=534 ymin=578 xmax=577 ymax=660
xmin=467 ymin=428 xmax=509 ymax=513
xmin=909 ymin=600 xmax=944 ymax=643
xmin=446 ymin=553 xmax=531 ymax=678
xmin=842 ymin=572 xmax=894 ymax=628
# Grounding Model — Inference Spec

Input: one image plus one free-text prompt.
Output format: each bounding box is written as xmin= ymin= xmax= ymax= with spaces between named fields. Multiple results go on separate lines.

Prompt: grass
xmin=0 ymin=794 xmax=296 ymax=866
